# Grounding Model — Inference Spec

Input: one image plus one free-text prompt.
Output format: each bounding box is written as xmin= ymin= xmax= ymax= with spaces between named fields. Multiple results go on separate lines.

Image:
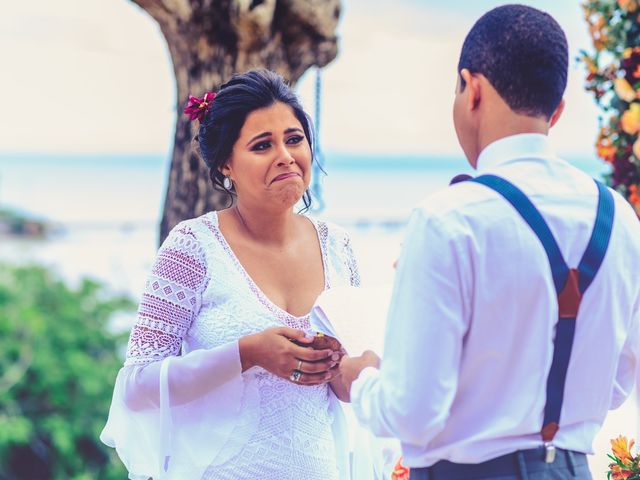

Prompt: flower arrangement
xmin=608 ymin=435 xmax=640 ymax=479
xmin=391 ymin=456 xmax=410 ymax=480
xmin=580 ymin=0 xmax=640 ymax=215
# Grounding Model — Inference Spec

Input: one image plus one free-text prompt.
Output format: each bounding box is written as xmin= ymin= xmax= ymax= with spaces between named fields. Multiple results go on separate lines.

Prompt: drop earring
xmin=223 ymin=176 xmax=233 ymax=190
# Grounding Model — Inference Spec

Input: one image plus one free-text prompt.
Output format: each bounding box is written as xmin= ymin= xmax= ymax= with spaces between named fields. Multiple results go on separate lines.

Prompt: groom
xmin=340 ymin=4 xmax=640 ymax=479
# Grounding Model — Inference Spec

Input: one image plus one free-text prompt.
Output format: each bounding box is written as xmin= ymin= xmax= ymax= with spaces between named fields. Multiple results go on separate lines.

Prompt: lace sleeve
xmin=102 ymin=220 xmax=247 ymax=479
xmin=342 ymin=231 xmax=361 ymax=287
xmin=125 ymin=223 xmax=209 ymax=366
xmin=322 ymin=219 xmax=362 ymax=288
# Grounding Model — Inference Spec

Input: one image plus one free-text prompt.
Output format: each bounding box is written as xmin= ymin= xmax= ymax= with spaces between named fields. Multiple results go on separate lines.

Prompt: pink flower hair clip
xmin=184 ymin=91 xmax=216 ymax=122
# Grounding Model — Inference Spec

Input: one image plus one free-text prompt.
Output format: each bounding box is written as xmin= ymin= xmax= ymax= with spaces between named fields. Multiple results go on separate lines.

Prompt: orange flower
xmin=597 ymin=127 xmax=617 ymax=163
xmin=610 ymin=463 xmax=634 ymax=480
xmin=391 ymin=456 xmax=410 ymax=480
xmin=629 ymin=185 xmax=640 ymax=212
xmin=583 ymin=55 xmax=599 ymax=75
xmin=597 ymin=143 xmax=617 ymax=163
xmin=621 ymin=103 xmax=640 ymax=134
xmin=588 ymin=14 xmax=609 ymax=50
xmin=619 ymin=0 xmax=638 ymax=12
xmin=624 ymin=47 xmax=640 ymax=59
xmin=615 ymin=78 xmax=637 ymax=102
xmin=612 ymin=435 xmax=635 ymax=465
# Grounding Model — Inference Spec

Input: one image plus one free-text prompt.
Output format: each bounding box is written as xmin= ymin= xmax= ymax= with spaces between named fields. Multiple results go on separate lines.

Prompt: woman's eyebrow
xmin=247 ymin=128 xmax=303 ymax=146
xmin=246 ymin=131 xmax=271 ymax=146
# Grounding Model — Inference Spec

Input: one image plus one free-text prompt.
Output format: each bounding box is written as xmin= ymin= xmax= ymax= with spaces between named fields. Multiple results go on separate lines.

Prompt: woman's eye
xmin=251 ymin=141 xmax=271 ymax=151
xmin=286 ymin=135 xmax=304 ymax=145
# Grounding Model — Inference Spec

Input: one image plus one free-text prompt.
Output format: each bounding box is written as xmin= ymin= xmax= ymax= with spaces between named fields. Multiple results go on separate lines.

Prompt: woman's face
xmin=222 ymin=101 xmax=312 ymax=210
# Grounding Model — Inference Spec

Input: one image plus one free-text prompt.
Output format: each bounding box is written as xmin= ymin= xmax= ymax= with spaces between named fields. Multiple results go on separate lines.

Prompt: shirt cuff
xmin=351 ymin=366 xmax=381 ymax=422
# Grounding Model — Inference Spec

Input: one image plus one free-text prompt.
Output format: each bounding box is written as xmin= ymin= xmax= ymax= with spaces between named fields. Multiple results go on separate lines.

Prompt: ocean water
xmin=0 ymin=152 xmax=608 ymax=226
xmin=0 ymin=150 xmax=609 ymax=288
xmin=0 ymin=152 xmax=632 ymax=475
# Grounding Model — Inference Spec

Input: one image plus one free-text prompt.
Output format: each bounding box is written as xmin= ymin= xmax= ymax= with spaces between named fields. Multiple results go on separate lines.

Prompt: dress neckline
xmin=204 ymin=211 xmax=330 ymax=325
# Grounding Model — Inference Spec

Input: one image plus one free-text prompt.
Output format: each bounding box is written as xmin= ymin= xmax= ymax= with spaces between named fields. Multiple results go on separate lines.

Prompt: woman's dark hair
xmin=197 ymin=69 xmax=315 ymax=211
xmin=457 ymin=4 xmax=568 ymax=120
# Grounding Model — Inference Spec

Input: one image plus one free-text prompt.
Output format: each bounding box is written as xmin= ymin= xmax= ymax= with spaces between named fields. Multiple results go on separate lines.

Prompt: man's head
xmin=453 ymin=4 xmax=568 ymax=165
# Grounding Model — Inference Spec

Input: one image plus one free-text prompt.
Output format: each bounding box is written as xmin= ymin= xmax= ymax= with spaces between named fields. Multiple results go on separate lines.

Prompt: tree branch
xmin=131 ymin=0 xmax=192 ymax=26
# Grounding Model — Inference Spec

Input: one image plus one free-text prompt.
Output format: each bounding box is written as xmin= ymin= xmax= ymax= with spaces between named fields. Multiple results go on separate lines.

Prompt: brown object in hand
xmin=308 ymin=332 xmax=342 ymax=352
xmin=292 ymin=332 xmax=342 ymax=352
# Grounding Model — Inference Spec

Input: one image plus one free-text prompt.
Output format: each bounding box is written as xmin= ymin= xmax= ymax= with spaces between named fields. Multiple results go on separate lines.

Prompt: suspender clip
xmin=544 ymin=442 xmax=557 ymax=464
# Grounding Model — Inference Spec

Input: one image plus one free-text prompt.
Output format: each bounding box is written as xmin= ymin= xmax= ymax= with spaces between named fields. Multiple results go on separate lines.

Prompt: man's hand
xmin=338 ymin=350 xmax=381 ymax=402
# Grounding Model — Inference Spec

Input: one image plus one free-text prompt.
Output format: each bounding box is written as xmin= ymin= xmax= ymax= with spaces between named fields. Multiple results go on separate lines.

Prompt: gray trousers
xmin=409 ymin=448 xmax=592 ymax=480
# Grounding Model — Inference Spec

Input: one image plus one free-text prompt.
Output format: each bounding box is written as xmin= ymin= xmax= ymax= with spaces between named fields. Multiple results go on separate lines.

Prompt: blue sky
xmin=0 ymin=1 xmax=600 ymax=158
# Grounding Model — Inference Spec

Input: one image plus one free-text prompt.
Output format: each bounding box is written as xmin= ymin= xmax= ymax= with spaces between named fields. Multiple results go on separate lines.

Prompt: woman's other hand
xmin=239 ymin=327 xmax=341 ymax=385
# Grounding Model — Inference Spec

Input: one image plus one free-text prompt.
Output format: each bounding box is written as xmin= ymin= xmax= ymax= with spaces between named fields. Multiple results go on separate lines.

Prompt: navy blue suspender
xmin=470 ymin=174 xmax=615 ymax=459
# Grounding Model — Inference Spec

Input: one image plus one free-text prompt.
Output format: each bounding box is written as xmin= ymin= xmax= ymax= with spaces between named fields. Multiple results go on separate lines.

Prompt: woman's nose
xmin=275 ymin=145 xmax=295 ymax=166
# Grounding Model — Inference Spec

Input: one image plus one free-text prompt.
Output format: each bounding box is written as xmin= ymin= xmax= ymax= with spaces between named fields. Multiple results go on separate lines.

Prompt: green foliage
xmin=0 ymin=263 xmax=134 ymax=479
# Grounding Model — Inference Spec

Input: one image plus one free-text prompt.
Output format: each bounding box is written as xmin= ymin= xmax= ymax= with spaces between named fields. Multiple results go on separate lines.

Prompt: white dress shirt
xmin=351 ymin=134 xmax=640 ymax=468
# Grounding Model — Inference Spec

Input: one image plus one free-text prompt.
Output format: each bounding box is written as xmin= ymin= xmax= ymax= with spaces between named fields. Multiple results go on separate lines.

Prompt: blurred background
xmin=0 ymin=0 xmax=633 ymax=478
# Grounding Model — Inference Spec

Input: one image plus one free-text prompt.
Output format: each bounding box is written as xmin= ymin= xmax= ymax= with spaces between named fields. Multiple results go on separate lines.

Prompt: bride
xmin=101 ymin=69 xmax=360 ymax=479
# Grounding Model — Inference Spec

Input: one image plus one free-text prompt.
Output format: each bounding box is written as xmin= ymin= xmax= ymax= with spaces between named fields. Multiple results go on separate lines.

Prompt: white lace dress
xmin=101 ymin=211 xmax=360 ymax=480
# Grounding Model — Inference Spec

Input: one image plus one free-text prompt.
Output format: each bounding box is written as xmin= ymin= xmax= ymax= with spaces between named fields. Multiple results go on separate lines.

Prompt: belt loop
xmin=566 ymin=450 xmax=577 ymax=477
xmin=516 ymin=451 xmax=529 ymax=480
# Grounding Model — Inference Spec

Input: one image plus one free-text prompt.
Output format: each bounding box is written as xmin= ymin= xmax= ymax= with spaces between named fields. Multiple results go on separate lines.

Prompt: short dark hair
xmin=457 ymin=4 xmax=568 ymax=119
xmin=197 ymin=69 xmax=315 ymax=210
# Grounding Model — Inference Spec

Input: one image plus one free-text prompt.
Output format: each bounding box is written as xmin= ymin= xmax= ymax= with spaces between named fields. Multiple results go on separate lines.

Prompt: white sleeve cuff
xmin=350 ymin=366 xmax=381 ymax=424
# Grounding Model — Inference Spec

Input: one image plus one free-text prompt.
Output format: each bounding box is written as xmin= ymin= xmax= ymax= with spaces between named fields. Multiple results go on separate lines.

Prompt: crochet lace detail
xmin=342 ymin=227 xmax=361 ymax=288
xmin=202 ymin=370 xmax=338 ymax=480
xmin=124 ymin=212 xmax=359 ymax=479
xmin=125 ymin=224 xmax=208 ymax=366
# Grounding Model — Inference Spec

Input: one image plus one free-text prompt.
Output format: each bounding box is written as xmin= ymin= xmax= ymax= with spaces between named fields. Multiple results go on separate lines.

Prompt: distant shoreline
xmin=0 ymin=208 xmax=48 ymax=238
xmin=0 ymin=151 xmax=609 ymax=176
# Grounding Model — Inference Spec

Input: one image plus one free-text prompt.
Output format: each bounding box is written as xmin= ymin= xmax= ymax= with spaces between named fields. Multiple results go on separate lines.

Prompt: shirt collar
xmin=476 ymin=133 xmax=556 ymax=173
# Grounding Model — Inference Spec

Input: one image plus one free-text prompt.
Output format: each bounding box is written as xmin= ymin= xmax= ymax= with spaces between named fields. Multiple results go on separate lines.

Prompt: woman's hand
xmin=239 ymin=327 xmax=342 ymax=385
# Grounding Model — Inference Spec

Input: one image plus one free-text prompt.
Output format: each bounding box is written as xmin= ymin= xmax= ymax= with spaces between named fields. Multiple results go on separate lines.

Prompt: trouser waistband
xmin=410 ymin=447 xmax=589 ymax=480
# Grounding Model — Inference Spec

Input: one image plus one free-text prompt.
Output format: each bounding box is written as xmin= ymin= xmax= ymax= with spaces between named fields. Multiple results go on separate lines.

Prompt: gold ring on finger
xmin=297 ymin=359 xmax=303 ymax=371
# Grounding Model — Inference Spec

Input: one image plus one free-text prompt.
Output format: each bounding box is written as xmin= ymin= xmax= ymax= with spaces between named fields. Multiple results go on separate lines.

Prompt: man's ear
xmin=460 ymin=69 xmax=481 ymax=111
xmin=549 ymin=99 xmax=565 ymax=129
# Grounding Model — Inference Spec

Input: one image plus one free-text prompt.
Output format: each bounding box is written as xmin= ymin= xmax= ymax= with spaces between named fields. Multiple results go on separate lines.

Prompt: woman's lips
xmin=271 ymin=172 xmax=301 ymax=183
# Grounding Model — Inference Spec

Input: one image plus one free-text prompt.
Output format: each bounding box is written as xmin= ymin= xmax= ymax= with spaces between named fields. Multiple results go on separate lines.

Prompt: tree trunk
xmin=131 ymin=0 xmax=341 ymax=244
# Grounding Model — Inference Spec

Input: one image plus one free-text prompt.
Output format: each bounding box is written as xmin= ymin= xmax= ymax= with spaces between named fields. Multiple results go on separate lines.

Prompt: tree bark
xmin=131 ymin=0 xmax=341 ymax=243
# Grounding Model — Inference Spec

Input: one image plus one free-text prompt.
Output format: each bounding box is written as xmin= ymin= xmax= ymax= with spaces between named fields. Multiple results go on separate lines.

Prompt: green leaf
xmin=0 ymin=263 xmax=132 ymax=478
